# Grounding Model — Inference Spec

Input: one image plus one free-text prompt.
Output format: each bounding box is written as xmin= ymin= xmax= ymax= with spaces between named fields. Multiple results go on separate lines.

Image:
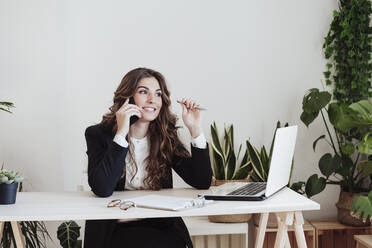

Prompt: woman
xmin=84 ymin=67 xmax=212 ymax=248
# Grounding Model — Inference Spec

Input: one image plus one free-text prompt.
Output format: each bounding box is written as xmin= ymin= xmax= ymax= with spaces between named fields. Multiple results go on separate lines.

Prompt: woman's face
xmin=133 ymin=77 xmax=163 ymax=122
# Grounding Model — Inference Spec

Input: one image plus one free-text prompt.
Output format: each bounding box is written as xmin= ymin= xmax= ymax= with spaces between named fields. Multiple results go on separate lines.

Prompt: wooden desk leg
xmin=10 ymin=221 xmax=26 ymax=248
xmin=293 ymin=211 xmax=307 ymax=248
xmin=274 ymin=212 xmax=294 ymax=248
xmin=285 ymin=233 xmax=291 ymax=248
xmin=255 ymin=212 xmax=269 ymax=248
xmin=0 ymin=222 xmax=4 ymax=241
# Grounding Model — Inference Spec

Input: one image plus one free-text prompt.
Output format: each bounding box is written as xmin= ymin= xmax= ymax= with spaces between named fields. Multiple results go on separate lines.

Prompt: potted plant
xmin=293 ymin=0 xmax=372 ymax=226
xmin=209 ymin=122 xmax=252 ymax=222
xmin=0 ymin=167 xmax=24 ymax=204
xmin=296 ymin=93 xmax=372 ymax=226
xmin=210 ymin=122 xmax=252 ymax=184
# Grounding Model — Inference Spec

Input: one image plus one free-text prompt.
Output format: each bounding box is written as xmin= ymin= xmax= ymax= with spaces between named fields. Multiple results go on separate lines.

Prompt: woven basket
xmin=336 ymin=190 xmax=371 ymax=227
xmin=208 ymin=178 xmax=252 ymax=223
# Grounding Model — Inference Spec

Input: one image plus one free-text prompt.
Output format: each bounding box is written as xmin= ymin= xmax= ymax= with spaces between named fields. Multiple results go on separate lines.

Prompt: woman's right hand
xmin=115 ymin=98 xmax=142 ymax=136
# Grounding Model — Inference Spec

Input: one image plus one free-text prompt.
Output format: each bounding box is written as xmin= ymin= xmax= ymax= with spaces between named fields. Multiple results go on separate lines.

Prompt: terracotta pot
xmin=208 ymin=178 xmax=252 ymax=223
xmin=253 ymin=213 xmax=278 ymax=228
xmin=336 ymin=190 xmax=371 ymax=227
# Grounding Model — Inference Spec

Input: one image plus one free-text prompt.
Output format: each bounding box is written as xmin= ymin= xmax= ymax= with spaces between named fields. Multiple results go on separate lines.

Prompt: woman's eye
xmin=139 ymin=90 xmax=147 ymax=94
xmin=156 ymin=92 xmax=162 ymax=97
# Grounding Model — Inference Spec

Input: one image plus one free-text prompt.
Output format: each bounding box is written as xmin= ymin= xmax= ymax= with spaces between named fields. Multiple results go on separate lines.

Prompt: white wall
xmin=0 ymin=0 xmax=340 ymax=246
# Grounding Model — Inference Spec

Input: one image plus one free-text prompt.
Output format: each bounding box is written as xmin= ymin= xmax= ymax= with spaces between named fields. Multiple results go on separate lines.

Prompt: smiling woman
xmin=83 ymin=67 xmax=212 ymax=248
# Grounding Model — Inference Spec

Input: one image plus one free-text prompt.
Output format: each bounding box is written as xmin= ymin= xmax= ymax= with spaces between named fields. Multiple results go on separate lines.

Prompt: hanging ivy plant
xmin=323 ymin=0 xmax=372 ymax=104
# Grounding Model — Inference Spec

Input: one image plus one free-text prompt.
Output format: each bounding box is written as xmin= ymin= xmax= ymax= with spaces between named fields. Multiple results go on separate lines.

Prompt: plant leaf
xmin=349 ymin=100 xmax=372 ymax=123
xmin=302 ymin=88 xmax=331 ymax=113
xmin=313 ymin=135 xmax=326 ymax=152
xmin=210 ymin=146 xmax=225 ymax=180
xmin=210 ymin=123 xmax=225 ymax=179
xmin=318 ymin=153 xmax=334 ymax=177
xmin=210 ymin=122 xmax=225 ymax=161
xmin=232 ymin=162 xmax=251 ymax=180
xmin=260 ymin=146 xmax=269 ymax=177
xmin=290 ymin=181 xmax=305 ymax=194
xmin=358 ymin=133 xmax=372 ymax=155
xmin=341 ymin=143 xmax=355 ymax=156
xmin=359 ymin=161 xmax=372 ymax=177
xmin=328 ymin=103 xmax=361 ymax=132
xmin=300 ymin=111 xmax=319 ymax=127
xmin=57 ymin=221 xmax=81 ymax=248
xmin=305 ymin=174 xmax=326 ymax=198
xmin=246 ymin=140 xmax=265 ymax=182
xmin=350 ymin=191 xmax=372 ymax=222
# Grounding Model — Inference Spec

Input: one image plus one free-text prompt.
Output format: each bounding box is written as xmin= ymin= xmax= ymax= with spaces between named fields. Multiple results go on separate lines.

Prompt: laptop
xmin=202 ymin=125 xmax=298 ymax=201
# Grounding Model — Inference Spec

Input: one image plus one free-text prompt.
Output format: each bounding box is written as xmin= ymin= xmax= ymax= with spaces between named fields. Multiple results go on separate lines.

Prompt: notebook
xmin=201 ymin=125 xmax=298 ymax=201
xmin=126 ymin=194 xmax=214 ymax=211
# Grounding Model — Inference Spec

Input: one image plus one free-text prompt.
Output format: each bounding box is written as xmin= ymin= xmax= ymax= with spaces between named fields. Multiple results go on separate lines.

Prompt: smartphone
xmin=129 ymin=97 xmax=139 ymax=125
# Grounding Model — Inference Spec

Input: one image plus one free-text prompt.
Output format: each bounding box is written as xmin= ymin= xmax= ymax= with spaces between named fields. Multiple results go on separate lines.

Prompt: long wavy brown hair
xmin=100 ymin=68 xmax=190 ymax=190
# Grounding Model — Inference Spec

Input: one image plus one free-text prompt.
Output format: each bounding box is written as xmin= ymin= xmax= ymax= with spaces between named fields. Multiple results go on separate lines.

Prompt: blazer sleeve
xmin=172 ymin=144 xmax=212 ymax=190
xmin=85 ymin=126 xmax=128 ymax=197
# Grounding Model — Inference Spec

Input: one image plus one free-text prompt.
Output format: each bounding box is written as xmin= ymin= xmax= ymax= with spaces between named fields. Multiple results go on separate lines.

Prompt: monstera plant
xmin=297 ymin=92 xmax=372 ymax=225
xmin=299 ymin=94 xmax=372 ymax=197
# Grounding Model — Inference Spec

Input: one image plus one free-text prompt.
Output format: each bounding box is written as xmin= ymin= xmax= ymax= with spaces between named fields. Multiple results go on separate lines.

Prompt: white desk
xmin=0 ymin=187 xmax=319 ymax=248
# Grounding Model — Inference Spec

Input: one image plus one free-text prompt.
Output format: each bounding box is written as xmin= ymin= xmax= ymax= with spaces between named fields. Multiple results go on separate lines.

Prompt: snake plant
xmin=210 ymin=122 xmax=251 ymax=180
xmin=247 ymin=121 xmax=293 ymax=183
xmin=0 ymin=101 xmax=14 ymax=113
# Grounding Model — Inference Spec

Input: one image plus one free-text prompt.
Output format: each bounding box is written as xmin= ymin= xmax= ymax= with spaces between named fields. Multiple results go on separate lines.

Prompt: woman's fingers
xmin=118 ymin=99 xmax=142 ymax=113
xmin=180 ymin=98 xmax=200 ymax=111
xmin=121 ymin=104 xmax=142 ymax=113
xmin=126 ymin=109 xmax=142 ymax=118
xmin=118 ymin=98 xmax=130 ymax=111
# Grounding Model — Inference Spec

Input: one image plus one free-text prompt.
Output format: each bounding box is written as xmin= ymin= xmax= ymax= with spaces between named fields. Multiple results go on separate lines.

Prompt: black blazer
xmin=83 ymin=124 xmax=212 ymax=248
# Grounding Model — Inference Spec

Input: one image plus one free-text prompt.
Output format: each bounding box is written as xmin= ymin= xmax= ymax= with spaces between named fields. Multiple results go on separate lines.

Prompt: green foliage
xmin=210 ymin=122 xmax=251 ymax=180
xmin=247 ymin=121 xmax=292 ymax=183
xmin=323 ymin=0 xmax=372 ymax=104
xmin=350 ymin=191 xmax=372 ymax=223
xmin=297 ymin=90 xmax=372 ymax=197
xmin=57 ymin=221 xmax=82 ymax=248
xmin=0 ymin=101 xmax=15 ymax=113
xmin=0 ymin=166 xmax=24 ymax=184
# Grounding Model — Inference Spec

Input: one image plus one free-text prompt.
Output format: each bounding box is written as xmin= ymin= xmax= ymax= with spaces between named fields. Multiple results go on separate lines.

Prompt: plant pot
xmin=253 ymin=213 xmax=278 ymax=228
xmin=0 ymin=183 xmax=19 ymax=204
xmin=336 ymin=190 xmax=371 ymax=227
xmin=208 ymin=178 xmax=252 ymax=223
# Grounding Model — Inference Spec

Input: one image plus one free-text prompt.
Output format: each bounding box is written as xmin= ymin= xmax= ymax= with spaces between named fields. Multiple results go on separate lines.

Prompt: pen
xmin=176 ymin=100 xmax=207 ymax=111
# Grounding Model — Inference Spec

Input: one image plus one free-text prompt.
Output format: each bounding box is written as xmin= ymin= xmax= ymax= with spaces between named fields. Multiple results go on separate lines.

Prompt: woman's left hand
xmin=179 ymin=98 xmax=202 ymax=138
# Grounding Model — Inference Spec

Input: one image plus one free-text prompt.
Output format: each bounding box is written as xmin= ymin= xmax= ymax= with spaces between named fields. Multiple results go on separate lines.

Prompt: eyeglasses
xmin=107 ymin=199 xmax=136 ymax=210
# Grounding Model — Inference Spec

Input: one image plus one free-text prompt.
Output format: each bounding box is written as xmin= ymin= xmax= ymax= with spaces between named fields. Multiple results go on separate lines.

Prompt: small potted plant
xmin=0 ymin=166 xmax=24 ymax=204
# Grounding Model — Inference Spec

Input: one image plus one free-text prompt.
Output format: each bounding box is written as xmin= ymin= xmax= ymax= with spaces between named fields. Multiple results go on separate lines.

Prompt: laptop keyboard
xmin=227 ymin=183 xmax=267 ymax=196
